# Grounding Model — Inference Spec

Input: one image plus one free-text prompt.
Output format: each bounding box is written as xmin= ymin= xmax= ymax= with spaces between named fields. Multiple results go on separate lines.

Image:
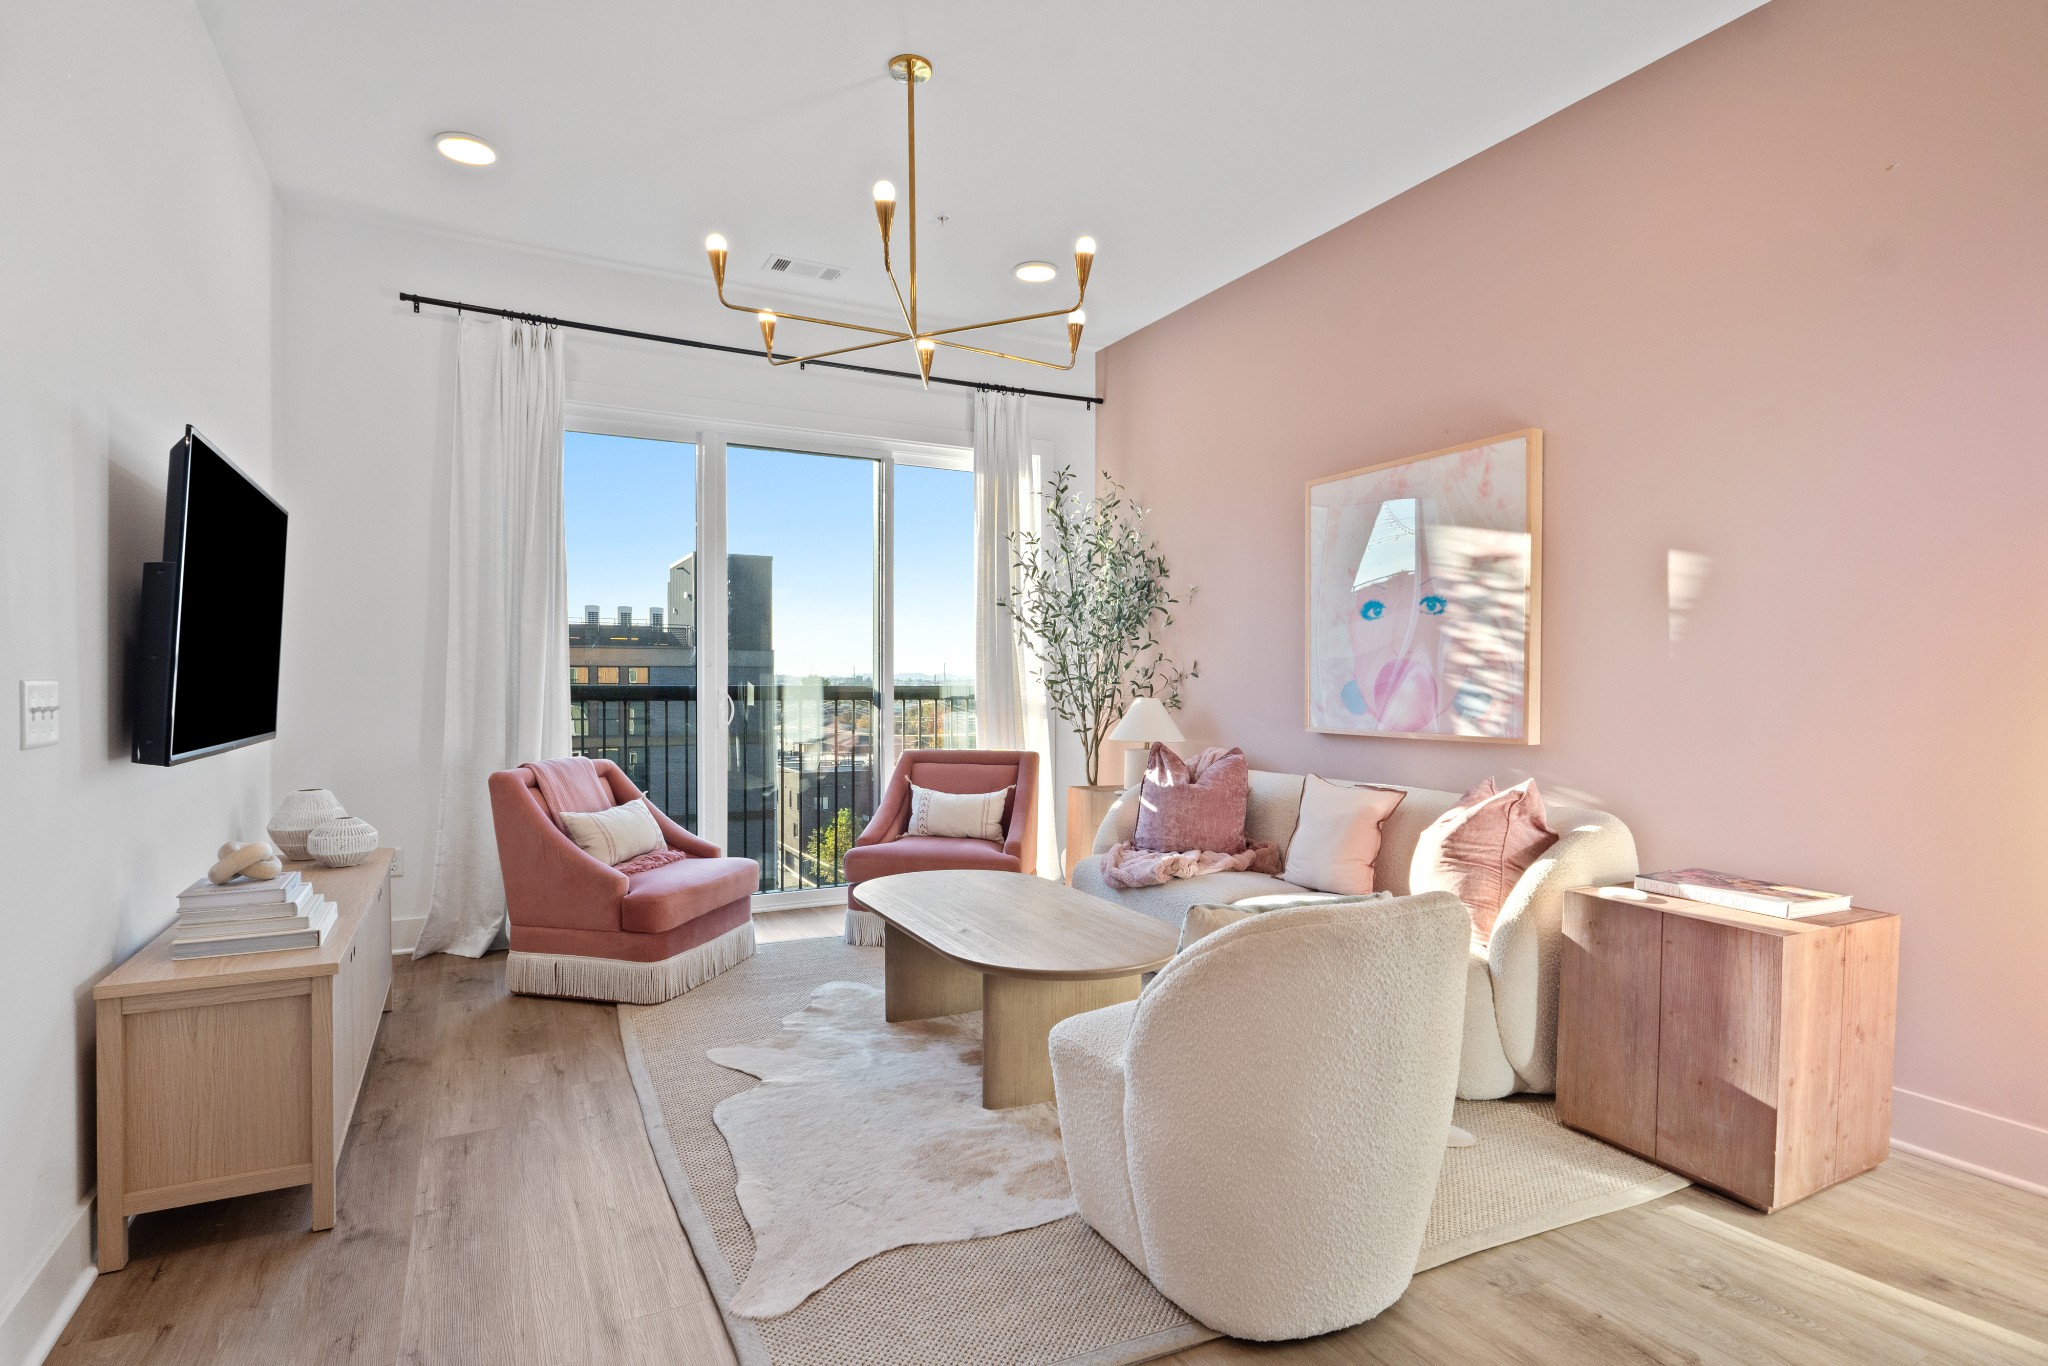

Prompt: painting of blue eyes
xmin=1359 ymin=600 xmax=1385 ymax=621
xmin=1420 ymin=594 xmax=1447 ymax=615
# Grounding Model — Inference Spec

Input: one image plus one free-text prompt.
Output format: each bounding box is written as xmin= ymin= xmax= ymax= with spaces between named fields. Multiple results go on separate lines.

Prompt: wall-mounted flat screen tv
xmin=133 ymin=426 xmax=288 ymax=765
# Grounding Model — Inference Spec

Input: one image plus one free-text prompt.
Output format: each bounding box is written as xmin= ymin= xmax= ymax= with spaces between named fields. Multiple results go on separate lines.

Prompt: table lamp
xmin=1109 ymin=696 xmax=1186 ymax=787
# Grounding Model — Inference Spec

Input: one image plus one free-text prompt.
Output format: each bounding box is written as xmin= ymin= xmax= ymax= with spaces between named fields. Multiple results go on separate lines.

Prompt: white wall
xmin=274 ymin=204 xmax=1096 ymax=946
xmin=0 ymin=1 xmax=277 ymax=1358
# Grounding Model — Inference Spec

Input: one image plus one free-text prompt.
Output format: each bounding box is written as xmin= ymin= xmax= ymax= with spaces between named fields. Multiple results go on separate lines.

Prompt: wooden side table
xmin=1064 ymin=784 xmax=1126 ymax=883
xmin=1558 ymin=884 xmax=1899 ymax=1212
xmin=93 ymin=852 xmax=394 ymax=1270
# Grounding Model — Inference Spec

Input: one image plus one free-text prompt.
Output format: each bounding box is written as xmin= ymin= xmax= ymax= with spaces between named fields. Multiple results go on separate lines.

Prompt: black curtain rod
xmin=398 ymin=292 xmax=1104 ymax=409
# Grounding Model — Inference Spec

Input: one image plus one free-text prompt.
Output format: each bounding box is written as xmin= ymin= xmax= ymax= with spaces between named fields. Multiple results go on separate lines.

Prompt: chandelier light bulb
xmin=873 ymin=182 xmax=897 ymax=248
xmin=1075 ymin=236 xmax=1096 ymax=257
xmin=705 ymin=233 xmax=729 ymax=289
xmin=706 ymin=233 xmax=729 ymax=253
xmin=756 ymin=311 xmax=777 ymax=354
xmin=1069 ymin=310 xmax=1086 ymax=325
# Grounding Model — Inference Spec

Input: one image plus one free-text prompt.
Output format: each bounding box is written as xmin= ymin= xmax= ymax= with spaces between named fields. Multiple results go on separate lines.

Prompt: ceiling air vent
xmin=762 ymin=253 xmax=845 ymax=283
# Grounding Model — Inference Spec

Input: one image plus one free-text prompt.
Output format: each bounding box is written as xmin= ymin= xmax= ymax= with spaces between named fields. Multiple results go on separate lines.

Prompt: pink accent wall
xmin=1097 ymin=0 xmax=2048 ymax=1187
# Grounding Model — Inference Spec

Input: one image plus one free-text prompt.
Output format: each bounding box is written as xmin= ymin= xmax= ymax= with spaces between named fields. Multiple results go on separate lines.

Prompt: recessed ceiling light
xmin=435 ymin=132 xmax=496 ymax=166
xmin=1013 ymin=261 xmax=1057 ymax=284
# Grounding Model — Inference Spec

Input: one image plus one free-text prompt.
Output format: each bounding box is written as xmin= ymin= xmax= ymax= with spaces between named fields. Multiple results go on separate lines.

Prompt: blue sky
xmin=563 ymin=431 xmax=973 ymax=679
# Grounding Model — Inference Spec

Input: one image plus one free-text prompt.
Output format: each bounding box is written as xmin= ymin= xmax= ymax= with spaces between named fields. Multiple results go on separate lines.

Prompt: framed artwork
xmin=1305 ymin=429 xmax=1541 ymax=743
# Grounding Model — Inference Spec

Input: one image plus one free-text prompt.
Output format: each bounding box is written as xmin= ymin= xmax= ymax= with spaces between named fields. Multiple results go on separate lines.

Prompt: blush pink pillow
xmin=1411 ymin=777 xmax=1559 ymax=944
xmin=1133 ymin=745 xmax=1250 ymax=854
xmin=1280 ymin=776 xmax=1407 ymax=895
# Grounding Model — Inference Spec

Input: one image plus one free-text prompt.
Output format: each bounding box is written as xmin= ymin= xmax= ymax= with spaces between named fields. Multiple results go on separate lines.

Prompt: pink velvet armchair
xmin=489 ymin=757 xmax=760 ymax=1003
xmin=841 ymin=748 xmax=1039 ymax=944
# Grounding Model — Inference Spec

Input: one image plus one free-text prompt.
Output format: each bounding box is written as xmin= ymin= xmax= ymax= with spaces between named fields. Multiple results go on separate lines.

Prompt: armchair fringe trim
xmin=507 ymin=921 xmax=757 ymax=1004
xmin=845 ymin=907 xmax=887 ymax=947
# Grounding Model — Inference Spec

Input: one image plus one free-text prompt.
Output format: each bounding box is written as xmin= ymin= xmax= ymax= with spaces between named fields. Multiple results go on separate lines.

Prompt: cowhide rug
xmin=706 ymin=981 xmax=1074 ymax=1317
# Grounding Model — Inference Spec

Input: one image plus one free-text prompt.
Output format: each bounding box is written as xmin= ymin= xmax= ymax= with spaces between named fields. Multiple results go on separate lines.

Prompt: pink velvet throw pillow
xmin=1411 ymin=777 xmax=1559 ymax=944
xmin=1133 ymin=744 xmax=1250 ymax=854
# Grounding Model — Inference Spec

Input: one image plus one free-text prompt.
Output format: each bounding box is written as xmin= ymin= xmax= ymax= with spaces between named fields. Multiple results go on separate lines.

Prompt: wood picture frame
xmin=1304 ymin=429 xmax=1542 ymax=743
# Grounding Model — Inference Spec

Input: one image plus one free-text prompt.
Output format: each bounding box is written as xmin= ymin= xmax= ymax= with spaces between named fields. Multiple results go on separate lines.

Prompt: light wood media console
xmin=93 ymin=850 xmax=394 ymax=1271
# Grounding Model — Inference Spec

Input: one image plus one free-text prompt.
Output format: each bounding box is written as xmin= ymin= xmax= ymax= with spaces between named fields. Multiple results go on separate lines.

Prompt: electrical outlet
xmin=20 ymin=681 xmax=58 ymax=749
xmin=391 ymin=847 xmax=404 ymax=876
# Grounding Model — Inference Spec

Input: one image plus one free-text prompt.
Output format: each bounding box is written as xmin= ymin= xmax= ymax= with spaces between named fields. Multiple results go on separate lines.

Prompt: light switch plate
xmin=21 ymin=680 xmax=59 ymax=749
xmin=391 ymin=847 xmax=404 ymax=876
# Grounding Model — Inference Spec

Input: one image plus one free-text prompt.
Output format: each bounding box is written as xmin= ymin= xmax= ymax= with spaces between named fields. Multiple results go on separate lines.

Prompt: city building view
xmin=564 ymin=432 xmax=976 ymax=894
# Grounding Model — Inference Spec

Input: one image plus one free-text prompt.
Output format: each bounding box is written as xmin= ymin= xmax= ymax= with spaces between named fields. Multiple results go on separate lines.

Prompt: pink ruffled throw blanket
xmin=1099 ymin=839 xmax=1282 ymax=888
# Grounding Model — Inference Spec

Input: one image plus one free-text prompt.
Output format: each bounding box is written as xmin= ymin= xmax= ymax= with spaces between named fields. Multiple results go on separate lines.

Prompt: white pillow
xmin=1175 ymin=892 xmax=1391 ymax=953
xmin=560 ymin=798 xmax=665 ymax=866
xmin=1280 ymin=776 xmax=1406 ymax=895
xmin=1176 ymin=902 xmax=1257 ymax=953
xmin=907 ymin=784 xmax=1009 ymax=841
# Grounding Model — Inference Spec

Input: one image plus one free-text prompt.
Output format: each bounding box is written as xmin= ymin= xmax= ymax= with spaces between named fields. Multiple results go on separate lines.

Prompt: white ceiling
xmin=197 ymin=0 xmax=1765 ymax=351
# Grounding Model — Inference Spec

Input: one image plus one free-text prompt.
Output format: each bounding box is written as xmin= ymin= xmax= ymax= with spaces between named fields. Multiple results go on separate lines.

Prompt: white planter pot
xmin=269 ymin=788 xmax=346 ymax=860
xmin=307 ymin=816 xmax=379 ymax=868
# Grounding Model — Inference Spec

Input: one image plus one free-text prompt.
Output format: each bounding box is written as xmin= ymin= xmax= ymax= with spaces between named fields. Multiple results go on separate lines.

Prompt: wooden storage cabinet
xmin=1558 ymin=884 xmax=1899 ymax=1213
xmin=94 ymin=852 xmax=394 ymax=1271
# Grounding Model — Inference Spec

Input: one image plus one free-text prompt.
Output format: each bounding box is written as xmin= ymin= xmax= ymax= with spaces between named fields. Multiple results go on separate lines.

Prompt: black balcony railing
xmin=569 ymin=683 xmax=976 ymax=895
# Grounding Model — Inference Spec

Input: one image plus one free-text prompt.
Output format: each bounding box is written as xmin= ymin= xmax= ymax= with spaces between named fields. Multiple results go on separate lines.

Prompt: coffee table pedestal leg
xmin=884 ymin=926 xmax=984 ymax=1022
xmin=983 ymin=974 xmax=1143 ymax=1109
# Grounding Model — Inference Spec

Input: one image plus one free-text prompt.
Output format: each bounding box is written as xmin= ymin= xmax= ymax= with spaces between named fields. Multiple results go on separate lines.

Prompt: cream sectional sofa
xmin=1069 ymin=770 xmax=1637 ymax=1099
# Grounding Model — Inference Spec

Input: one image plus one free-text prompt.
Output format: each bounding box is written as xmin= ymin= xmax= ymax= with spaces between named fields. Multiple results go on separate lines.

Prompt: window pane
xmin=728 ymin=446 xmax=877 ymax=892
xmin=893 ymin=463 xmax=977 ymax=751
xmin=564 ymin=432 xmax=700 ymax=832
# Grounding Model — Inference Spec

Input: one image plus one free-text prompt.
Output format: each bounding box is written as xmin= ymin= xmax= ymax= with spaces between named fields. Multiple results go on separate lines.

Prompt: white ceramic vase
xmin=268 ymin=788 xmax=346 ymax=860
xmin=307 ymin=816 xmax=378 ymax=868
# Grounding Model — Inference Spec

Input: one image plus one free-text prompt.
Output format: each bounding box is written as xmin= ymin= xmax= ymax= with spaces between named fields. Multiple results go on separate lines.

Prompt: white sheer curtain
xmin=416 ymin=316 xmax=570 ymax=958
xmin=972 ymin=390 xmax=1058 ymax=879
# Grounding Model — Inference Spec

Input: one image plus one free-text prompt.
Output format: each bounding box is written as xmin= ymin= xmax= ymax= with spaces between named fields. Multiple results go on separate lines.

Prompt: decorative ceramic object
xmin=307 ymin=816 xmax=378 ymax=868
xmin=268 ymin=788 xmax=346 ymax=860
xmin=209 ymin=840 xmax=283 ymax=884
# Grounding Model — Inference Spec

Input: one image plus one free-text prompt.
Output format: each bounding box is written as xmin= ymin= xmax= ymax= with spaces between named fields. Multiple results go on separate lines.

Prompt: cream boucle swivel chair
xmin=1048 ymin=893 xmax=1469 ymax=1342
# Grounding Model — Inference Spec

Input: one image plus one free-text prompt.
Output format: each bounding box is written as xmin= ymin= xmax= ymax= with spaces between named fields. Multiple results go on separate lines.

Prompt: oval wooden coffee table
xmin=850 ymin=869 xmax=1179 ymax=1109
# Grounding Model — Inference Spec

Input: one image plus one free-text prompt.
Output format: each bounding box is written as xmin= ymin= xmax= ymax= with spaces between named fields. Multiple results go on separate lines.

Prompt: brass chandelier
xmin=703 ymin=53 xmax=1093 ymax=387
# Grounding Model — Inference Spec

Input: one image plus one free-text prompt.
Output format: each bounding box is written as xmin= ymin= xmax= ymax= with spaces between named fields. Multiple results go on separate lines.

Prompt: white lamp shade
xmin=1112 ymin=697 xmax=1185 ymax=787
xmin=1109 ymin=696 xmax=1185 ymax=744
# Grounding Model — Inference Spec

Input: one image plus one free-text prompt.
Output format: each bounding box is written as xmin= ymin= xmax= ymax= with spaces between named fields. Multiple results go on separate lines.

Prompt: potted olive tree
xmin=1007 ymin=469 xmax=1194 ymax=874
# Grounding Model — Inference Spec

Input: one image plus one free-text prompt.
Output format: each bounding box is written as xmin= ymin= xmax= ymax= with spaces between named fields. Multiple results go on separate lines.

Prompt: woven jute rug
xmin=619 ymin=936 xmax=1687 ymax=1366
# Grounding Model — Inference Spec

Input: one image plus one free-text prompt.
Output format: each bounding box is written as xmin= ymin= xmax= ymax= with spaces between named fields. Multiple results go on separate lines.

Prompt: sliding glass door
xmin=563 ymin=419 xmax=973 ymax=905
xmin=893 ymin=462 xmax=977 ymax=750
xmin=727 ymin=445 xmax=878 ymax=892
xmin=563 ymin=432 xmax=702 ymax=829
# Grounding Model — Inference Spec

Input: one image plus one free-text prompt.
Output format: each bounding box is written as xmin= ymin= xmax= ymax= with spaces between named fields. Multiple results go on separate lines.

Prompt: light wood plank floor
xmin=52 ymin=909 xmax=2048 ymax=1365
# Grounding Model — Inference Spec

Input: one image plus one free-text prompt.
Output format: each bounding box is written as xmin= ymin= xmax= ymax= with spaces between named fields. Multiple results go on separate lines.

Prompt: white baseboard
xmin=391 ymin=916 xmax=424 ymax=955
xmin=1891 ymin=1087 xmax=2048 ymax=1197
xmin=1 ymin=1201 xmax=94 ymax=1366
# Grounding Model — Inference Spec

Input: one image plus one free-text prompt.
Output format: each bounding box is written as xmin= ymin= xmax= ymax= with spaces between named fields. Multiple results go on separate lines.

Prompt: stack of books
xmin=171 ymin=870 xmax=338 ymax=959
xmin=1634 ymin=867 xmax=1852 ymax=918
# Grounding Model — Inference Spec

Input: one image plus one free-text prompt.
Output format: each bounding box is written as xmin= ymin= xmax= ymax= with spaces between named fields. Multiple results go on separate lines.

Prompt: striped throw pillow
xmin=559 ymin=798 xmax=666 ymax=866
xmin=907 ymin=784 xmax=1009 ymax=841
